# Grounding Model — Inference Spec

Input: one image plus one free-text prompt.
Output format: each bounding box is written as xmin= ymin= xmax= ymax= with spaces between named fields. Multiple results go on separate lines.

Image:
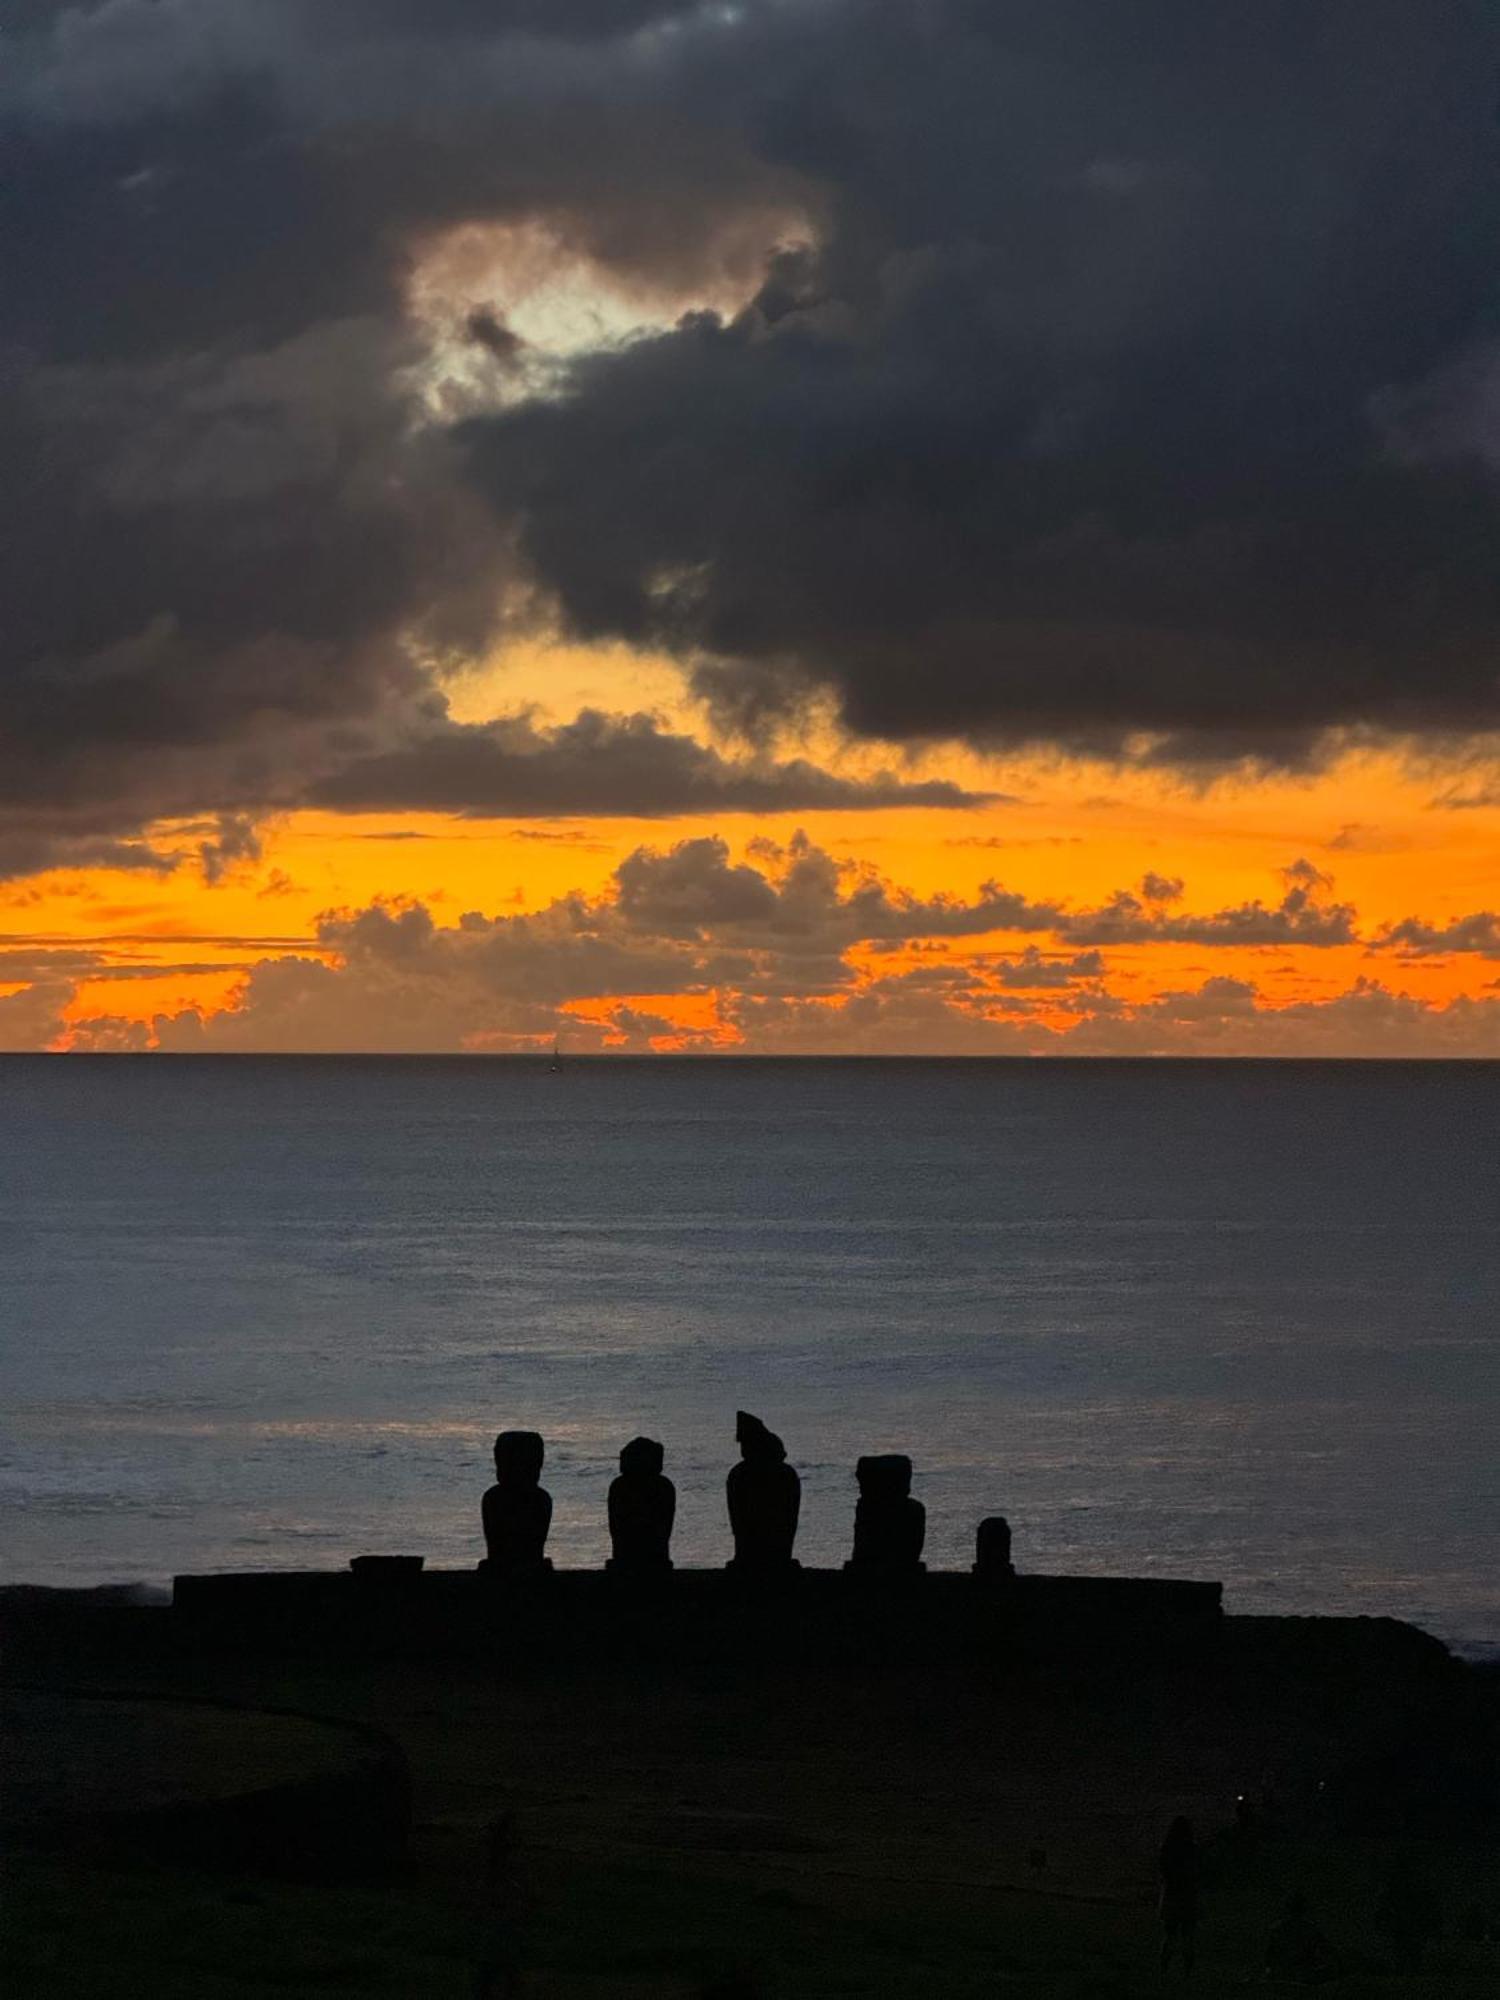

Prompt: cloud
xmin=1430 ymin=781 xmax=1500 ymax=811
xmin=463 ymin=308 xmax=526 ymax=371
xmin=306 ymin=707 xmax=989 ymax=816
xmin=0 ymin=948 xmax=237 ymax=982
xmin=0 ymin=3 xmax=800 ymax=852
xmin=197 ymin=813 xmax=263 ymax=884
xmin=1378 ymin=910 xmax=1500 ymax=959
xmin=3 ymin=0 xmax=1500 ymax=879
xmin=1139 ymin=872 xmax=1184 ymax=904
xmin=1065 ymin=976 xmax=1500 ymax=1057
xmin=990 ymin=947 xmax=1105 ymax=989
xmin=1061 ymin=865 xmax=1358 ymax=948
xmin=0 ymin=979 xmax=73 ymax=1053
xmin=0 ymin=827 xmax=181 ymax=880
xmin=13 ymin=833 xmax=1491 ymax=1054
xmin=455 ymin=3 xmax=1500 ymax=770
xmin=54 ymin=830 xmax=1064 ymax=1049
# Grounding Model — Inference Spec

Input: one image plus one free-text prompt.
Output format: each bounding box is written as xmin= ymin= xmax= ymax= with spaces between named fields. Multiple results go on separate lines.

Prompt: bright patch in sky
xmin=408 ymin=213 xmax=810 ymax=410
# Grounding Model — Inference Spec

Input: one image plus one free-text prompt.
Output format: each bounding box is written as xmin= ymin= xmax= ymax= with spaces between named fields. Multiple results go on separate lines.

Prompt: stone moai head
xmin=619 ymin=1435 xmax=665 ymax=1481
xmin=856 ymin=1454 xmax=913 ymax=1502
xmin=975 ymin=1514 xmax=1014 ymax=1575
xmin=735 ymin=1410 xmax=787 ymax=1464
xmin=493 ymin=1430 xmax=545 ymax=1487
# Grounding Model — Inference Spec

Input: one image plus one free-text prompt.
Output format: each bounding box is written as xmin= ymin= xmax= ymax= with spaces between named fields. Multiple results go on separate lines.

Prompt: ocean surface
xmin=1 ymin=1056 xmax=1496 ymax=1655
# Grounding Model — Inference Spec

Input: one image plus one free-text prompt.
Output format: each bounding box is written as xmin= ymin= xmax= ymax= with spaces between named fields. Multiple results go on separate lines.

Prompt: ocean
xmin=1 ymin=1056 xmax=1495 ymax=1655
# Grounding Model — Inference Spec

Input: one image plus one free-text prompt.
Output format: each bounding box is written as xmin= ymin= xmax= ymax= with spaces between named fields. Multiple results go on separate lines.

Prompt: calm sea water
xmin=1 ymin=1056 xmax=1495 ymax=1654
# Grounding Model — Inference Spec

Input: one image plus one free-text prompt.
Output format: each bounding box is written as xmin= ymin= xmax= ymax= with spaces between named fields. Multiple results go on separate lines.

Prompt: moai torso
xmin=849 ymin=1454 xmax=926 ymax=1570
xmin=608 ymin=1436 xmax=676 ymax=1569
xmin=481 ymin=1429 xmax=553 ymax=1576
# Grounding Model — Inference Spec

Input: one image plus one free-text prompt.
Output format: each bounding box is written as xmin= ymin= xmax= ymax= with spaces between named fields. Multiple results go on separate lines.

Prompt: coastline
xmin=5 ymin=1573 xmax=1497 ymax=1665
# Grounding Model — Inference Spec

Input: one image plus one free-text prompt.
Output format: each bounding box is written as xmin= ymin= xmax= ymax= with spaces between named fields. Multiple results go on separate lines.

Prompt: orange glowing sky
xmin=5 ymin=634 xmax=1497 ymax=1056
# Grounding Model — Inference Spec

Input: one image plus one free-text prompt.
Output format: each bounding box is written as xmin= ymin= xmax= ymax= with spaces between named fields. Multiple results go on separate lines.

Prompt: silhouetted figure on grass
xmin=1375 ymin=1856 xmax=1441 ymax=1973
xmin=480 ymin=1431 xmax=552 ymax=1578
xmin=472 ymin=1812 xmax=526 ymax=1999
xmin=726 ymin=1411 xmax=800 ymax=1571
xmin=1157 ymin=1816 xmax=1199 ymax=1976
xmin=846 ymin=1454 xmax=925 ymax=1572
xmin=607 ymin=1436 xmax=675 ymax=1570
xmin=1262 ymin=1893 xmax=1338 ymax=1984
xmin=974 ymin=1515 xmax=1015 ymax=1578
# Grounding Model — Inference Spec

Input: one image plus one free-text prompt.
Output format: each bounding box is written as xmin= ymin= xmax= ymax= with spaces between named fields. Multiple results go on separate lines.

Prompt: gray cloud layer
xmin=307 ymin=708 xmax=987 ymax=816
xmin=6 ymin=0 xmax=1500 ymax=867
xmin=461 ymin=2 xmax=1500 ymax=768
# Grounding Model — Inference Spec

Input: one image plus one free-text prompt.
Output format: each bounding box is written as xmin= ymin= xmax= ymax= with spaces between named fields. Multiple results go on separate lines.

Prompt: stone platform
xmin=171 ymin=1565 xmax=1223 ymax=1667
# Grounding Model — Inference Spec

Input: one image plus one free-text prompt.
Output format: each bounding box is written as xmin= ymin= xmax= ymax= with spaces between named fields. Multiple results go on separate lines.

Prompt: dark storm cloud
xmin=307 ymin=709 xmax=988 ymax=816
xmin=7 ymin=0 xmax=1500 ymax=862
xmin=0 ymin=827 xmax=179 ymax=880
xmin=464 ymin=309 xmax=526 ymax=371
xmin=0 ymin=0 xmax=796 ymax=855
xmin=462 ymin=0 xmax=1500 ymax=767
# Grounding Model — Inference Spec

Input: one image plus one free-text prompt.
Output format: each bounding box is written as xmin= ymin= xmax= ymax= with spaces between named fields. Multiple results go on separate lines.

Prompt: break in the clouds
xmin=7 ymin=0 xmax=1500 ymax=867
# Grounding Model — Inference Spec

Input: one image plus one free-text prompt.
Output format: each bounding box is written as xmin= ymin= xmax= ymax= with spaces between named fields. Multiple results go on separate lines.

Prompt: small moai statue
xmin=973 ymin=1514 xmax=1015 ymax=1579
xmin=607 ymin=1436 xmax=676 ymax=1570
xmin=480 ymin=1430 xmax=553 ymax=1577
xmin=846 ymin=1454 xmax=926 ymax=1572
xmin=726 ymin=1411 xmax=801 ymax=1570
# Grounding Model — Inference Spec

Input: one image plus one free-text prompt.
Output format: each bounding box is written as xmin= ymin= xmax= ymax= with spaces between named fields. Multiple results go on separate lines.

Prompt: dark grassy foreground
xmin=4 ymin=1600 xmax=1498 ymax=1998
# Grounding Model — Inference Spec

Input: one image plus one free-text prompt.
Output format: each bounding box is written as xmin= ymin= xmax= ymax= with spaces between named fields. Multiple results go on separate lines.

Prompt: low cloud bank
xmin=20 ymin=836 xmax=1497 ymax=1056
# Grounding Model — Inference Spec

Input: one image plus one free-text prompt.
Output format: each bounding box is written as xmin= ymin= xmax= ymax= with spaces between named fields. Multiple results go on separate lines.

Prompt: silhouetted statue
xmin=607 ymin=1436 xmax=675 ymax=1570
xmin=974 ymin=1515 xmax=1015 ymax=1578
xmin=480 ymin=1431 xmax=552 ymax=1578
xmin=846 ymin=1454 xmax=925 ymax=1571
xmin=726 ymin=1411 xmax=800 ymax=1571
xmin=1157 ymin=1816 xmax=1199 ymax=1976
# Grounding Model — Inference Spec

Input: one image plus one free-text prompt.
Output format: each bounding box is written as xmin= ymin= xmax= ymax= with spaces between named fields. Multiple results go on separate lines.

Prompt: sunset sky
xmin=5 ymin=0 xmax=1500 ymax=1054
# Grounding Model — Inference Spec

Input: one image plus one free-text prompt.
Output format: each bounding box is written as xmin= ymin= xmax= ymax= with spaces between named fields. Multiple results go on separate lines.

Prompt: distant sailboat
xmin=548 ymin=1038 xmax=562 ymax=1074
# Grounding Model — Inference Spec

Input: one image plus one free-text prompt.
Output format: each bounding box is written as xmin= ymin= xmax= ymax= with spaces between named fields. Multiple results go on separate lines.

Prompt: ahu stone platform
xmin=171 ymin=1564 xmax=1224 ymax=1668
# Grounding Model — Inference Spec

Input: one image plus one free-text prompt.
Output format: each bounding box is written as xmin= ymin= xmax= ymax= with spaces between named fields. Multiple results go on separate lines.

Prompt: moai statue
xmin=846 ymin=1454 xmax=926 ymax=1572
xmin=607 ymin=1436 xmax=676 ymax=1570
xmin=480 ymin=1430 xmax=553 ymax=1577
xmin=974 ymin=1514 xmax=1016 ymax=1579
xmin=726 ymin=1411 xmax=801 ymax=1570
